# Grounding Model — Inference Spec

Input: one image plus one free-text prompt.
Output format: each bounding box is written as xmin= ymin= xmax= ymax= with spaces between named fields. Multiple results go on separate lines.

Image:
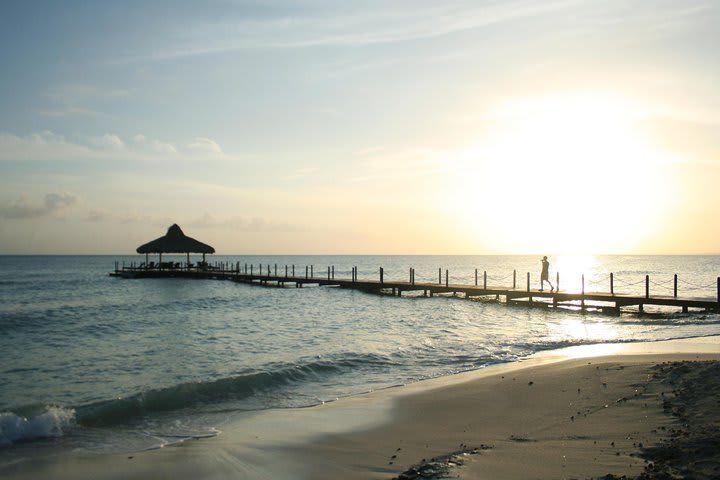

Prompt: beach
xmin=3 ymin=337 xmax=718 ymax=480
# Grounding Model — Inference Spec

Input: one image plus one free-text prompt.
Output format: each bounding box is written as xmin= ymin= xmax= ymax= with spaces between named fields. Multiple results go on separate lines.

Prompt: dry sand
xmin=3 ymin=338 xmax=719 ymax=480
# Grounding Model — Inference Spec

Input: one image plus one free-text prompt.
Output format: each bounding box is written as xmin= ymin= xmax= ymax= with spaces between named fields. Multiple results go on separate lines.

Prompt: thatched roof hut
xmin=137 ymin=224 xmax=215 ymax=266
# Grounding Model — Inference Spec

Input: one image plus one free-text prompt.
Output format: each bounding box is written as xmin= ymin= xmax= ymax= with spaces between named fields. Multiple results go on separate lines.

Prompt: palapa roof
xmin=136 ymin=224 xmax=215 ymax=254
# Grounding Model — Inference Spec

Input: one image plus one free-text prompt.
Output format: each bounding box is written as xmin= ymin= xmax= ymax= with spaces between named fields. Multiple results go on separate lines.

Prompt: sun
xmin=447 ymin=92 xmax=676 ymax=254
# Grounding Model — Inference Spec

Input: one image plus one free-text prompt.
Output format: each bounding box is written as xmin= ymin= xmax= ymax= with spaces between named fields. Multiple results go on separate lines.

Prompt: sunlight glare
xmin=448 ymin=92 xmax=676 ymax=254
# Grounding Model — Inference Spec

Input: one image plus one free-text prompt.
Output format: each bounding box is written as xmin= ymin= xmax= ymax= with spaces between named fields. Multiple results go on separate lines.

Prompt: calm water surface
xmin=1 ymin=255 xmax=719 ymax=455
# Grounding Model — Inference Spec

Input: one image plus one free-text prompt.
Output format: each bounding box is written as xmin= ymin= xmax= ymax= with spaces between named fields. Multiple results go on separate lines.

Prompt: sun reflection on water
xmin=549 ymin=317 xmax=620 ymax=343
xmin=552 ymin=254 xmax=606 ymax=293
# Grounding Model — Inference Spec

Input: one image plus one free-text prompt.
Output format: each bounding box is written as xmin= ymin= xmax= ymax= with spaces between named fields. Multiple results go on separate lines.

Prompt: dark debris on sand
xmin=598 ymin=361 xmax=720 ymax=480
xmin=392 ymin=446 xmax=490 ymax=480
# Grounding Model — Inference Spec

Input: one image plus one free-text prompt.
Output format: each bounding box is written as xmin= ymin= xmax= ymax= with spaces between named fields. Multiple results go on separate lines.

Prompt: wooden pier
xmin=110 ymin=263 xmax=720 ymax=314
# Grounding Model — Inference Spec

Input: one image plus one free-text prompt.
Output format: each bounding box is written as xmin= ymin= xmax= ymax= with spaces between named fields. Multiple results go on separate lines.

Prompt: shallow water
xmin=1 ymin=255 xmax=719 ymax=454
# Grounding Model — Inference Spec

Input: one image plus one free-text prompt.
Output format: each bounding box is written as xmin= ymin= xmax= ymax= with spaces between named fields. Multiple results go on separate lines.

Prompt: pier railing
xmin=112 ymin=261 xmax=720 ymax=313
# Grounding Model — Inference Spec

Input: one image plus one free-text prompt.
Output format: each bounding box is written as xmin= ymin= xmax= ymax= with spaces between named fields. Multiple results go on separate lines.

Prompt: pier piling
xmin=112 ymin=263 xmax=720 ymax=314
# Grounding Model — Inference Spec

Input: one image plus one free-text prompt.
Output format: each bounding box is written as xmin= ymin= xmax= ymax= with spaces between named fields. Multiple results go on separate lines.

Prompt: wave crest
xmin=0 ymin=406 xmax=75 ymax=446
xmin=76 ymin=352 xmax=395 ymax=427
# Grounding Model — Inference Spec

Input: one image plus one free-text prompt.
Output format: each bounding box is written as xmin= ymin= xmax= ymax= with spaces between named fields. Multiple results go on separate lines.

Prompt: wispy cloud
xmin=40 ymin=84 xmax=133 ymax=118
xmin=113 ymin=1 xmax=578 ymax=62
xmin=186 ymin=137 xmax=224 ymax=155
xmin=0 ymin=192 xmax=79 ymax=220
xmin=0 ymin=131 xmax=232 ymax=162
xmin=188 ymin=212 xmax=301 ymax=232
xmin=351 ymin=146 xmax=446 ymax=182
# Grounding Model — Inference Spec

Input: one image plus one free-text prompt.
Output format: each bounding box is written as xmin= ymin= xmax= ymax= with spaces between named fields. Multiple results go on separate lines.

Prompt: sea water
xmin=1 ymin=255 xmax=719 ymax=458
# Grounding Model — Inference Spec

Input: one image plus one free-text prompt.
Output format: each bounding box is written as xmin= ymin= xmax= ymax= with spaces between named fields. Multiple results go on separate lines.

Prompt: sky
xmin=1 ymin=0 xmax=719 ymax=255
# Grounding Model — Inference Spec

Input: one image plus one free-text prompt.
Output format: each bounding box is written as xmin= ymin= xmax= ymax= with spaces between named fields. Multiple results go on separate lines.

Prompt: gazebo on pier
xmin=136 ymin=224 xmax=215 ymax=269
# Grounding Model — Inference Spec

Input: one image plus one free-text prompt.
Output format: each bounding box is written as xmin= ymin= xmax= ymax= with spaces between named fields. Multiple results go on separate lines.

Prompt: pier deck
xmin=110 ymin=266 xmax=720 ymax=314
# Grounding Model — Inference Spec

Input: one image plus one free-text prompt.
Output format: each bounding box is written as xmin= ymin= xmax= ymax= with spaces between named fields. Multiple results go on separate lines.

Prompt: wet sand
xmin=2 ymin=338 xmax=719 ymax=480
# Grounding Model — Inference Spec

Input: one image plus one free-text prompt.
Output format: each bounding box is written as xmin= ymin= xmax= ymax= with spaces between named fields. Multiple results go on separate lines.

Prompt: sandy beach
xmin=3 ymin=338 xmax=719 ymax=480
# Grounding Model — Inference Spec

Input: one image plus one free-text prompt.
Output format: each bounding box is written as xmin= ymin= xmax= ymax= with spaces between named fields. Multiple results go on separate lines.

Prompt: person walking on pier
xmin=540 ymin=256 xmax=554 ymax=292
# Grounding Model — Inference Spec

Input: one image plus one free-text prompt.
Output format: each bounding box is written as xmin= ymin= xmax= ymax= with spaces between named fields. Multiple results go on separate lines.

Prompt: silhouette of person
xmin=541 ymin=256 xmax=554 ymax=292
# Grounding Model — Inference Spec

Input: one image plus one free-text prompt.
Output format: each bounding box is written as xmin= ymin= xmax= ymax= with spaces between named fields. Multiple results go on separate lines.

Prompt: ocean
xmin=1 ymin=255 xmax=719 ymax=461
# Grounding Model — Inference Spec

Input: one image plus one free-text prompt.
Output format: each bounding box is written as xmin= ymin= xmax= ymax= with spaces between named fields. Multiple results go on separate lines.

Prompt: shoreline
xmin=2 ymin=337 xmax=719 ymax=479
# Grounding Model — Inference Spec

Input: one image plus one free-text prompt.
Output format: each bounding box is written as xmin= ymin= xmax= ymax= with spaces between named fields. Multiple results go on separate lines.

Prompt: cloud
xmin=352 ymin=146 xmax=446 ymax=181
xmin=113 ymin=1 xmax=577 ymax=62
xmin=0 ymin=192 xmax=79 ymax=220
xmin=41 ymin=84 xmax=132 ymax=118
xmin=186 ymin=137 xmax=224 ymax=155
xmin=132 ymin=135 xmax=178 ymax=154
xmin=0 ymin=131 xmax=228 ymax=162
xmin=282 ymin=167 xmax=319 ymax=181
xmin=88 ymin=133 xmax=126 ymax=150
xmin=84 ymin=208 xmax=154 ymax=224
xmin=0 ymin=131 xmax=96 ymax=161
xmin=188 ymin=212 xmax=300 ymax=232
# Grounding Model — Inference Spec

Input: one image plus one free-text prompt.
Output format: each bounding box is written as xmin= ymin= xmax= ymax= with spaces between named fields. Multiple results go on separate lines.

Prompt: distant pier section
xmin=115 ymin=225 xmax=720 ymax=314
xmin=111 ymin=261 xmax=720 ymax=314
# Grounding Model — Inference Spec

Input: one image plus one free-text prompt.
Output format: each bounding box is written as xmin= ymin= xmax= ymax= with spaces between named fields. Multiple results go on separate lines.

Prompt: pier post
xmin=645 ymin=275 xmax=649 ymax=299
xmin=581 ymin=274 xmax=585 ymax=308
xmin=380 ymin=267 xmax=384 ymax=284
xmin=267 ymin=265 xmax=270 ymax=276
xmin=245 ymin=264 xmax=248 ymax=274
xmin=328 ymin=266 xmax=331 ymax=280
xmin=311 ymin=265 xmax=314 ymax=278
xmin=275 ymin=264 xmax=277 ymax=276
xmin=445 ymin=269 xmax=449 ymax=288
xmin=717 ymin=277 xmax=719 ymax=306
xmin=556 ymin=272 xmax=559 ymax=292
xmin=332 ymin=266 xmax=335 ymax=279
xmin=484 ymin=271 xmax=487 ymax=290
xmin=475 ymin=269 xmax=478 ymax=286
xmin=292 ymin=264 xmax=295 ymax=277
xmin=674 ymin=274 xmax=678 ymax=298
xmin=305 ymin=266 xmax=308 ymax=279
xmin=438 ymin=268 xmax=442 ymax=285
xmin=513 ymin=270 xmax=516 ymax=289
xmin=526 ymin=272 xmax=530 ymax=292
xmin=610 ymin=273 xmax=614 ymax=295
xmin=259 ymin=264 xmax=262 ymax=276
xmin=409 ymin=268 xmax=412 ymax=283
xmin=286 ymin=265 xmax=288 ymax=276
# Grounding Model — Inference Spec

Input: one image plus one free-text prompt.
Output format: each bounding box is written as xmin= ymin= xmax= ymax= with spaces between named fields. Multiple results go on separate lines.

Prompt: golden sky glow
xmin=447 ymin=92 xmax=678 ymax=254
xmin=0 ymin=1 xmax=718 ymax=254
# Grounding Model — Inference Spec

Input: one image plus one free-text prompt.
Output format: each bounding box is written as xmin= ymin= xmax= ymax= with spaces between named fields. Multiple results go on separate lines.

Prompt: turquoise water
xmin=1 ymin=255 xmax=719 ymax=455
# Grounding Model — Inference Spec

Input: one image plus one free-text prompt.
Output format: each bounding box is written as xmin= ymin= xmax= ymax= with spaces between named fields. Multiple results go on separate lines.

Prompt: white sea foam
xmin=0 ymin=406 xmax=75 ymax=446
